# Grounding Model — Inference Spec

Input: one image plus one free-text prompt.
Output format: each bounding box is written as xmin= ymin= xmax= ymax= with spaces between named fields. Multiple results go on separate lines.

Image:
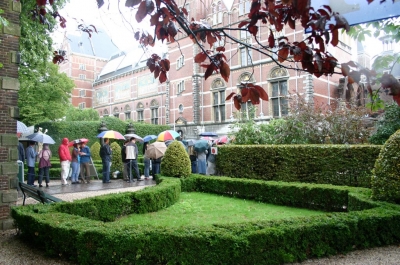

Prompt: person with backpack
xmin=125 ymin=137 xmax=142 ymax=182
xmin=99 ymin=138 xmax=112 ymax=183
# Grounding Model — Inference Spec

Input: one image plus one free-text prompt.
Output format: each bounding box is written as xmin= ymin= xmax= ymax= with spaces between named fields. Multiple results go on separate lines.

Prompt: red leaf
xmin=220 ymin=61 xmax=230 ymax=82
xmin=268 ymin=29 xmax=275 ymax=48
xmin=145 ymin=0 xmax=155 ymax=13
xmin=205 ymin=64 xmax=216 ymax=80
xmin=393 ymin=94 xmax=400 ymax=106
xmin=160 ymin=59 xmax=170 ymax=71
xmin=249 ymin=88 xmax=260 ymax=105
xmin=226 ymin=92 xmax=236 ymax=101
xmin=233 ymin=96 xmax=241 ymax=110
xmin=253 ymin=85 xmax=269 ymax=101
xmin=278 ymin=47 xmax=289 ymax=63
xmin=238 ymin=20 xmax=250 ymax=28
xmin=154 ymin=67 xmax=160 ymax=78
xmin=248 ymin=26 xmax=258 ymax=37
xmin=330 ymin=29 xmax=339 ymax=46
xmin=216 ymin=47 xmax=225 ymax=52
xmin=125 ymin=0 xmax=142 ymax=7
xmin=37 ymin=0 xmax=46 ymax=6
xmin=135 ymin=1 xmax=148 ymax=23
xmin=206 ymin=32 xmax=217 ymax=47
xmin=194 ymin=52 xmax=208 ymax=63
xmin=381 ymin=73 xmax=400 ymax=96
xmin=241 ymin=87 xmax=250 ymax=102
xmin=159 ymin=71 xmax=167 ymax=83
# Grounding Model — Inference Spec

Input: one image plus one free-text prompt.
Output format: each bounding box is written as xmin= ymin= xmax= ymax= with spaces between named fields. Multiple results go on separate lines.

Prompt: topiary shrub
xmin=161 ymin=141 xmax=191 ymax=178
xmin=91 ymin=142 xmax=101 ymax=161
xmin=110 ymin=141 xmax=123 ymax=174
xmin=371 ymin=129 xmax=400 ymax=203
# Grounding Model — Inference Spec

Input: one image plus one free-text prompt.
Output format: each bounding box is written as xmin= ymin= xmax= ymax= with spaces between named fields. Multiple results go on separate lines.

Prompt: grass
xmin=118 ymin=192 xmax=324 ymax=227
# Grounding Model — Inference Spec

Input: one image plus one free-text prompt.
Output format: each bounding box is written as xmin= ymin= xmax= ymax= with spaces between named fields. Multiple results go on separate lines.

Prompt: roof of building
xmin=66 ymin=29 xmax=120 ymax=59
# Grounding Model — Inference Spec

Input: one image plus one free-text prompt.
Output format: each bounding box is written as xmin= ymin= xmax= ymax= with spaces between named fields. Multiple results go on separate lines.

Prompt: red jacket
xmin=58 ymin=138 xmax=71 ymax=162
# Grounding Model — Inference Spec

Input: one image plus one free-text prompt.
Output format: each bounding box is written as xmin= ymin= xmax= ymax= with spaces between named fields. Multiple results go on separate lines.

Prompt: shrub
xmin=371 ymin=129 xmax=400 ymax=203
xmin=161 ymin=141 xmax=191 ymax=178
xmin=110 ymin=141 xmax=123 ymax=173
xmin=91 ymin=142 xmax=101 ymax=161
xmin=369 ymin=104 xmax=400 ymax=144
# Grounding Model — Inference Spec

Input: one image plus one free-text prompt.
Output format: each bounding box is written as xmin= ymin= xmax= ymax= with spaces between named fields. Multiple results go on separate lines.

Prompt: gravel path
xmin=2 ymin=183 xmax=400 ymax=265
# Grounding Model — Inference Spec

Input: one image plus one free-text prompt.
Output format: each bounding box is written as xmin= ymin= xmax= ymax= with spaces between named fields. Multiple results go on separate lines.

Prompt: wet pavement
xmin=25 ymin=178 xmax=156 ymax=196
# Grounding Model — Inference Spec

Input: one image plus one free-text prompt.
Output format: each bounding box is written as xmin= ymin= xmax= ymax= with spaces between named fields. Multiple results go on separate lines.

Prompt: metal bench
xmin=18 ymin=182 xmax=63 ymax=205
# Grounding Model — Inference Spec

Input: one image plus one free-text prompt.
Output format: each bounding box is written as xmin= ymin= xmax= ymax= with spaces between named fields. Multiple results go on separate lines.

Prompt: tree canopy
xmin=18 ymin=0 xmax=74 ymax=125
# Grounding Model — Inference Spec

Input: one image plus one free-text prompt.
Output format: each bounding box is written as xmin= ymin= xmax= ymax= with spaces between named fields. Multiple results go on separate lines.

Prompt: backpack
xmin=99 ymin=145 xmax=106 ymax=158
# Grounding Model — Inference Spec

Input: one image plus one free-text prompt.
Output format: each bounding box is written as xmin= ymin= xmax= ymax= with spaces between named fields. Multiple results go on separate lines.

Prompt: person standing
xmin=58 ymin=137 xmax=71 ymax=185
xmin=18 ymin=141 xmax=25 ymax=162
xmin=100 ymin=138 xmax=112 ymax=183
xmin=79 ymin=142 xmax=91 ymax=184
xmin=70 ymin=143 xmax=81 ymax=184
xmin=38 ymin=144 xmax=52 ymax=187
xmin=121 ymin=139 xmax=129 ymax=181
xmin=25 ymin=141 xmax=38 ymax=186
xmin=197 ymin=148 xmax=208 ymax=175
xmin=125 ymin=137 xmax=142 ymax=182
xmin=188 ymin=145 xmax=197 ymax=173
xmin=143 ymin=142 xmax=151 ymax=180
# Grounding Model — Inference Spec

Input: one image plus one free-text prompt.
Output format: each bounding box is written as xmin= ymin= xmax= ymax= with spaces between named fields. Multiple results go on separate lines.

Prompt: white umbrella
xmin=26 ymin=133 xmax=55 ymax=144
xmin=124 ymin=133 xmax=144 ymax=142
xmin=17 ymin=121 xmax=29 ymax=134
xmin=145 ymin=142 xmax=167 ymax=159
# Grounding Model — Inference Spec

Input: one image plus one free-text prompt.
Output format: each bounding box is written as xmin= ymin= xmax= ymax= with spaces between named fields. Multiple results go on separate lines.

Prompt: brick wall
xmin=0 ymin=0 xmax=21 ymax=230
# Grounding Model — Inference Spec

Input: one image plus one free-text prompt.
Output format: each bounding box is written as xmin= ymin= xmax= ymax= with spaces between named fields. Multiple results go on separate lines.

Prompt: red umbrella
xmin=68 ymin=138 xmax=89 ymax=147
xmin=217 ymin=136 xmax=229 ymax=144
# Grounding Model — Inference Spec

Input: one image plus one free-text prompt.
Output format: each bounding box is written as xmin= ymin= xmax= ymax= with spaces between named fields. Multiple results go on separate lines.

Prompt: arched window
xmin=150 ymin=100 xmax=159 ymax=125
xmin=211 ymin=78 xmax=226 ymax=122
xmin=113 ymin=107 xmax=119 ymax=118
xmin=238 ymin=72 xmax=257 ymax=120
xmin=269 ymin=67 xmax=289 ymax=117
xmin=103 ymin=109 xmax=109 ymax=117
xmin=136 ymin=102 xmax=144 ymax=122
xmin=124 ymin=104 xmax=131 ymax=120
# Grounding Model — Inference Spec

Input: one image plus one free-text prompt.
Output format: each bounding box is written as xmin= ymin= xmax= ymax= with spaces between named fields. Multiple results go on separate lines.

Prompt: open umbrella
xmin=124 ymin=133 xmax=144 ymax=142
xmin=185 ymin=139 xmax=196 ymax=146
xmin=68 ymin=138 xmax=89 ymax=147
xmin=17 ymin=121 xmax=29 ymax=134
xmin=217 ymin=136 xmax=229 ymax=144
xmin=157 ymin=130 xmax=180 ymax=141
xmin=26 ymin=133 xmax=55 ymax=144
xmin=200 ymin=136 xmax=215 ymax=141
xmin=146 ymin=141 xmax=167 ymax=159
xmin=194 ymin=139 xmax=209 ymax=152
xmin=143 ymin=134 xmax=157 ymax=142
xmin=97 ymin=130 xmax=125 ymax=140
xmin=199 ymin=132 xmax=218 ymax=137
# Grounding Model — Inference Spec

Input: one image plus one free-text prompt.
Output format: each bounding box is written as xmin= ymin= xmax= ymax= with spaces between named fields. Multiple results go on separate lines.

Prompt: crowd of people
xmin=18 ymin=134 xmax=226 ymax=187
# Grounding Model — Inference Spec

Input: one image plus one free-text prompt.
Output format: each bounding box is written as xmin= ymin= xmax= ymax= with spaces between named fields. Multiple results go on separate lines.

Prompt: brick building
xmin=0 ymin=0 xmax=21 ymax=230
xmin=89 ymin=0 xmax=354 ymax=140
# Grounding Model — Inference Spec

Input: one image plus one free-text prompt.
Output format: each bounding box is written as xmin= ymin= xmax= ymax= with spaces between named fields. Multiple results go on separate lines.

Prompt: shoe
xmin=137 ymin=179 xmax=143 ymax=181
xmin=62 ymin=183 xmax=69 ymax=186
xmin=30 ymin=184 xmax=37 ymax=187
xmin=46 ymin=184 xmax=49 ymax=188
xmin=71 ymin=182 xmax=76 ymax=184
xmin=39 ymin=184 xmax=43 ymax=187
xmin=103 ymin=181 xmax=111 ymax=183
xmin=145 ymin=177 xmax=149 ymax=180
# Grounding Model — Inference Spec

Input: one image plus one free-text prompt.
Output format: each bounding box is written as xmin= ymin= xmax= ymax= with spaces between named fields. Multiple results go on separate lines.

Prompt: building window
xmin=150 ymin=99 xmax=159 ymax=125
xmin=79 ymin=74 xmax=86 ymax=80
xmin=124 ymin=104 xmax=131 ymax=120
xmin=213 ymin=90 xmax=226 ymax=122
xmin=79 ymin=89 xmax=86 ymax=97
xmin=240 ymin=101 xmax=256 ymax=120
xmin=137 ymin=102 xmax=144 ymax=122
xmin=240 ymin=47 xmax=252 ymax=67
xmin=271 ymin=80 xmax=288 ymax=117
xmin=78 ymin=102 xmax=85 ymax=109
xmin=178 ymin=104 xmax=184 ymax=113
xmin=212 ymin=2 xmax=223 ymax=25
xmin=176 ymin=55 xmax=185 ymax=70
xmin=177 ymin=80 xmax=185 ymax=94
xmin=103 ymin=109 xmax=109 ymax=116
xmin=79 ymin=64 xmax=86 ymax=70
xmin=238 ymin=0 xmax=251 ymax=16
xmin=113 ymin=107 xmax=119 ymax=118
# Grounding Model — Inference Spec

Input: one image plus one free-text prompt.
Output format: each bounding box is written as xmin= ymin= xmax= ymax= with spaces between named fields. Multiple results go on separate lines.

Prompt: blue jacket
xmin=100 ymin=144 xmax=112 ymax=163
xmin=26 ymin=145 xmax=37 ymax=167
xmin=80 ymin=146 xmax=91 ymax=163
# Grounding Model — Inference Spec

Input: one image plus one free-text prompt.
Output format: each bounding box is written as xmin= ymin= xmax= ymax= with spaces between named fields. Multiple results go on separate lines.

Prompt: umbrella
xmin=199 ymin=132 xmax=218 ymax=137
xmin=165 ymin=140 xmax=187 ymax=150
xmin=217 ymin=136 xmax=229 ymax=144
xmin=97 ymin=130 xmax=125 ymax=140
xmin=200 ymin=136 xmax=215 ymax=141
xmin=143 ymin=134 xmax=157 ymax=142
xmin=26 ymin=133 xmax=55 ymax=144
xmin=157 ymin=130 xmax=180 ymax=141
xmin=146 ymin=141 xmax=167 ymax=159
xmin=194 ymin=139 xmax=209 ymax=153
xmin=124 ymin=133 xmax=144 ymax=142
xmin=186 ymin=139 xmax=196 ymax=146
xmin=17 ymin=121 xmax=29 ymax=133
xmin=68 ymin=138 xmax=89 ymax=147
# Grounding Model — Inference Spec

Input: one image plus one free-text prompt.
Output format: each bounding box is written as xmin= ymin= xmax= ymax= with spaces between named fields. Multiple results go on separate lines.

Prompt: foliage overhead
xmin=27 ymin=0 xmax=400 ymax=109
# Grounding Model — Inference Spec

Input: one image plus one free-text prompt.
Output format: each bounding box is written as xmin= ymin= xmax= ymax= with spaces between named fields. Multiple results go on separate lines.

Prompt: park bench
xmin=18 ymin=182 xmax=63 ymax=206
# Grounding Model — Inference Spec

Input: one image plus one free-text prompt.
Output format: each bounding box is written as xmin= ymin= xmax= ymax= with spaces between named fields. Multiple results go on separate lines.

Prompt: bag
xmin=39 ymin=157 xmax=51 ymax=168
xmin=189 ymin=155 xmax=197 ymax=162
xmin=99 ymin=146 xmax=106 ymax=158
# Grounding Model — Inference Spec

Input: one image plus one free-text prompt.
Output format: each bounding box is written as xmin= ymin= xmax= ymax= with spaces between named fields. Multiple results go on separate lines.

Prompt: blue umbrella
xmin=194 ymin=139 xmax=209 ymax=152
xmin=143 ymin=135 xmax=157 ymax=142
xmin=199 ymin=132 xmax=218 ymax=137
xmin=26 ymin=133 xmax=55 ymax=144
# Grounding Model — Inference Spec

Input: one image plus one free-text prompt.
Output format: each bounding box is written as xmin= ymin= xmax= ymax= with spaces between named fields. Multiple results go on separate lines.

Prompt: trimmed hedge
xmin=216 ymin=145 xmax=381 ymax=188
xmin=11 ymin=175 xmax=400 ymax=265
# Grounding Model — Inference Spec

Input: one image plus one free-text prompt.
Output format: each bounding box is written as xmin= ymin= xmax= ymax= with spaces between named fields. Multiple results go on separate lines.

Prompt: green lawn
xmin=118 ymin=192 xmax=324 ymax=227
